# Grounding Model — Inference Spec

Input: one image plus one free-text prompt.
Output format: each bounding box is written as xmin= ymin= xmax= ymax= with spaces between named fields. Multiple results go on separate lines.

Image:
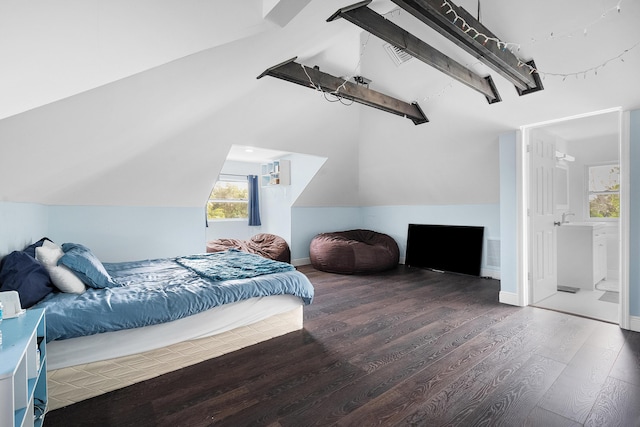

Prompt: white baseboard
xmin=481 ymin=268 xmax=500 ymax=280
xmin=629 ymin=316 xmax=640 ymax=333
xmin=499 ymin=291 xmax=521 ymax=306
xmin=292 ymin=257 xmax=310 ymax=267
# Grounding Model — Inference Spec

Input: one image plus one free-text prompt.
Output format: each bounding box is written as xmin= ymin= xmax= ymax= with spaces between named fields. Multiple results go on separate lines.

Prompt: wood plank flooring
xmin=45 ymin=265 xmax=640 ymax=426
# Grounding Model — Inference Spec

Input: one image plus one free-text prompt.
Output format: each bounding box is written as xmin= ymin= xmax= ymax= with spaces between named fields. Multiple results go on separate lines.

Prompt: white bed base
xmin=47 ymin=295 xmax=303 ymax=410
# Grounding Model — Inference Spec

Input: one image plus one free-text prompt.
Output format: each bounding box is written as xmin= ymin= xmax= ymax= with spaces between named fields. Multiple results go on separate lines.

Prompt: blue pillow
xmin=22 ymin=237 xmax=54 ymax=258
xmin=58 ymin=243 xmax=119 ymax=289
xmin=0 ymin=251 xmax=55 ymax=308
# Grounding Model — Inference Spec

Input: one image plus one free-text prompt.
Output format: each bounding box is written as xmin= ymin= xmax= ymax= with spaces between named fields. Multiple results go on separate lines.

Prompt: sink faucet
xmin=561 ymin=212 xmax=575 ymax=223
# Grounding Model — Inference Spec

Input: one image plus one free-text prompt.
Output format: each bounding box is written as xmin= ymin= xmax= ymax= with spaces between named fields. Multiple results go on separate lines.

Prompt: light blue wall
xmin=0 ymin=202 xmax=49 ymax=256
xmin=361 ymin=204 xmax=500 ymax=276
xmin=290 ymin=207 xmax=362 ymax=261
xmin=290 ymin=204 xmax=500 ymax=275
xmin=630 ymin=110 xmax=640 ymax=317
xmin=48 ymin=206 xmax=204 ymax=262
xmin=1 ymin=202 xmax=206 ymax=262
xmin=499 ymin=132 xmax=518 ymax=294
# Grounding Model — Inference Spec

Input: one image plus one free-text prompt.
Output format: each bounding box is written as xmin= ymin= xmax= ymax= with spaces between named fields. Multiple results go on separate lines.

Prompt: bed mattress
xmin=47 ymin=299 xmax=303 ymax=410
xmin=46 ymin=294 xmax=303 ymax=370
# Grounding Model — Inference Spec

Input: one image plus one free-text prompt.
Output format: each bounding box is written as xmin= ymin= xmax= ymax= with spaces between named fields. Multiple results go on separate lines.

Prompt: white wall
xmin=565 ymin=134 xmax=620 ymax=278
xmin=0 ymin=1 xmax=278 ymax=120
xmin=356 ymin=31 xmax=501 ymax=207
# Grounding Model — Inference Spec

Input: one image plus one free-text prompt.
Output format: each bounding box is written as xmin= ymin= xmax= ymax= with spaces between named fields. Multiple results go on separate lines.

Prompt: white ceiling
xmin=533 ymin=109 xmax=621 ymax=142
xmin=226 ymin=145 xmax=291 ymax=163
xmin=0 ymin=0 xmax=638 ymax=206
xmin=4 ymin=0 xmax=637 ymax=122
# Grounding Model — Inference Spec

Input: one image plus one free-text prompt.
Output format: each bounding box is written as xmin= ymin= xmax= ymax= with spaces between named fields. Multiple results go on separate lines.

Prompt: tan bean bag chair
xmin=309 ymin=229 xmax=399 ymax=274
xmin=206 ymin=233 xmax=291 ymax=263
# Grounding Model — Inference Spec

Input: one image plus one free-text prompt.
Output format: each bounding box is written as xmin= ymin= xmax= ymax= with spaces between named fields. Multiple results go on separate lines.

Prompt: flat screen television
xmin=405 ymin=224 xmax=484 ymax=276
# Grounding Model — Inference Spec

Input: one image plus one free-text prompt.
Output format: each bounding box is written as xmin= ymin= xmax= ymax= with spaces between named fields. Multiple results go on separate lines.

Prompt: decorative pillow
xmin=41 ymin=239 xmax=62 ymax=251
xmin=58 ymin=243 xmax=118 ymax=289
xmin=22 ymin=237 xmax=54 ymax=258
xmin=0 ymin=251 xmax=55 ymax=308
xmin=35 ymin=245 xmax=86 ymax=294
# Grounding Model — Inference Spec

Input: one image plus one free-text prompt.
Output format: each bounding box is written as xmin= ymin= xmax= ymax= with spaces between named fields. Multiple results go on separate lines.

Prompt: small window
xmin=206 ymin=180 xmax=248 ymax=220
xmin=587 ymin=164 xmax=620 ymax=219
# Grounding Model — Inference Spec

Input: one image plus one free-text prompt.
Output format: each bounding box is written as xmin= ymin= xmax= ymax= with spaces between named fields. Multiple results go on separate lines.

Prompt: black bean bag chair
xmin=206 ymin=233 xmax=291 ymax=263
xmin=309 ymin=229 xmax=399 ymax=274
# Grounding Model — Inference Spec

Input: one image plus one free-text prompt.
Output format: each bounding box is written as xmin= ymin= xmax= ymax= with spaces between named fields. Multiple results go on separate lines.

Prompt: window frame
xmin=206 ymin=179 xmax=249 ymax=222
xmin=584 ymin=162 xmax=620 ymax=221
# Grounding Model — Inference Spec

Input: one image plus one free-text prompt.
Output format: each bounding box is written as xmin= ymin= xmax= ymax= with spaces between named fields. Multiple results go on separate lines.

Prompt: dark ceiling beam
xmin=257 ymin=57 xmax=429 ymax=125
xmin=327 ymin=1 xmax=501 ymax=104
xmin=390 ymin=0 xmax=543 ymax=94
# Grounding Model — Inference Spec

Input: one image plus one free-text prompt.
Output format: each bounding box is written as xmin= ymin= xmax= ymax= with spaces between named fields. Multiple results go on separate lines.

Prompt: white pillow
xmin=35 ymin=245 xmax=86 ymax=294
xmin=42 ymin=239 xmax=61 ymax=250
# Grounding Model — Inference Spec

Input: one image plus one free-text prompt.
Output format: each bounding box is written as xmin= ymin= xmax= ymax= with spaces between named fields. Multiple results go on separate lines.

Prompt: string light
xmin=301 ymin=32 xmax=374 ymax=106
xmin=518 ymin=41 xmax=639 ymax=81
xmin=300 ymin=64 xmax=355 ymax=106
xmin=305 ymin=0 xmax=634 ymax=109
xmin=440 ymin=0 xmax=520 ymax=52
xmin=441 ymin=0 xmax=624 ymax=49
xmin=438 ymin=0 xmax=635 ymax=81
xmin=526 ymin=0 xmax=624 ymax=45
xmin=335 ymin=32 xmax=372 ymax=95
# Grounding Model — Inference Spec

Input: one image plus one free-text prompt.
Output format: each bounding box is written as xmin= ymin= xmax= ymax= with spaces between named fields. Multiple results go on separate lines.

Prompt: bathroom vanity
xmin=557 ymin=222 xmax=607 ymax=290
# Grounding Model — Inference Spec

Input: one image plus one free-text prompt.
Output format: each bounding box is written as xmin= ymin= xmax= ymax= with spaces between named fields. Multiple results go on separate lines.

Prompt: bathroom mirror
xmin=555 ymin=164 xmax=569 ymax=211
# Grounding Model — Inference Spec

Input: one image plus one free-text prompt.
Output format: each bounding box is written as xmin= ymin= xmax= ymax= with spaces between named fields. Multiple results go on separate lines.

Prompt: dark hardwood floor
xmin=46 ymin=265 xmax=640 ymax=426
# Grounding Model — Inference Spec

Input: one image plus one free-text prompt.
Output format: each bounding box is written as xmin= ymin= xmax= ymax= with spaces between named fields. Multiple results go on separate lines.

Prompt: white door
xmin=530 ymin=129 xmax=557 ymax=303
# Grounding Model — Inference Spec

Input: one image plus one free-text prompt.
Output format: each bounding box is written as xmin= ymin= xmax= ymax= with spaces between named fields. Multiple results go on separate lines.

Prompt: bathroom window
xmin=587 ymin=163 xmax=619 ymax=219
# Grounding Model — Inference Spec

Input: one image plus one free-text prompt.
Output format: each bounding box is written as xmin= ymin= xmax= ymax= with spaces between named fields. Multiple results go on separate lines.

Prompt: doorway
xmin=523 ymin=109 xmax=624 ymax=324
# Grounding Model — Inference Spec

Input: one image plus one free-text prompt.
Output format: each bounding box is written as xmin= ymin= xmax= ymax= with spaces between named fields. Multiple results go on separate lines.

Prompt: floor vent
xmin=383 ymin=43 xmax=413 ymax=66
xmin=486 ymin=239 xmax=500 ymax=268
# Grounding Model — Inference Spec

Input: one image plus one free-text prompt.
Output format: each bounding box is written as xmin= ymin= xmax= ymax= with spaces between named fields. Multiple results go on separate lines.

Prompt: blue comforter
xmin=32 ymin=251 xmax=314 ymax=341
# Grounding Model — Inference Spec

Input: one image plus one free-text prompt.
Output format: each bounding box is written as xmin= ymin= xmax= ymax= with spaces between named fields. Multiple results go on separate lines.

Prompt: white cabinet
xmin=261 ymin=159 xmax=290 ymax=187
xmin=0 ymin=309 xmax=47 ymax=427
xmin=557 ymin=223 xmax=607 ymax=290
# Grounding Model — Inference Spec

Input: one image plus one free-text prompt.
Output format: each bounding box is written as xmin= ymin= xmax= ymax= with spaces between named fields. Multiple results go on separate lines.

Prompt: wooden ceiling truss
xmin=257 ymin=57 xmax=429 ymax=125
xmin=389 ymin=0 xmax=543 ymax=95
xmin=327 ymin=1 xmax=501 ymax=104
xmin=257 ymin=0 xmax=542 ymax=123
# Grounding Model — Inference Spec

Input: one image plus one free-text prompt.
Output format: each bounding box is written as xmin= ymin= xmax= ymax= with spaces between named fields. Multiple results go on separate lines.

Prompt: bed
xmin=3 ymin=241 xmax=314 ymax=410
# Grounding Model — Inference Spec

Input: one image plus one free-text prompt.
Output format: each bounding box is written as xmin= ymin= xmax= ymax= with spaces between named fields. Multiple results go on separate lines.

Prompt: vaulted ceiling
xmin=1 ymin=0 xmax=638 ymax=207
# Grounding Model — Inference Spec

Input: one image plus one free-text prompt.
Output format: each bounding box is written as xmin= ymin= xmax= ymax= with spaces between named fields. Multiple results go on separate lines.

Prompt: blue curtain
xmin=248 ymin=175 xmax=261 ymax=226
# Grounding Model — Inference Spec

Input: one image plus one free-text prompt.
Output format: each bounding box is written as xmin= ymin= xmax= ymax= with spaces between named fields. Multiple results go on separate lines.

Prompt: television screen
xmin=405 ymin=224 xmax=484 ymax=276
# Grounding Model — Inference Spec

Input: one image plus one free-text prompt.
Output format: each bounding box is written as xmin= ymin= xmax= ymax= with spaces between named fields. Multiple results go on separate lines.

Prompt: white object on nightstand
xmin=0 ymin=291 xmax=25 ymax=319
